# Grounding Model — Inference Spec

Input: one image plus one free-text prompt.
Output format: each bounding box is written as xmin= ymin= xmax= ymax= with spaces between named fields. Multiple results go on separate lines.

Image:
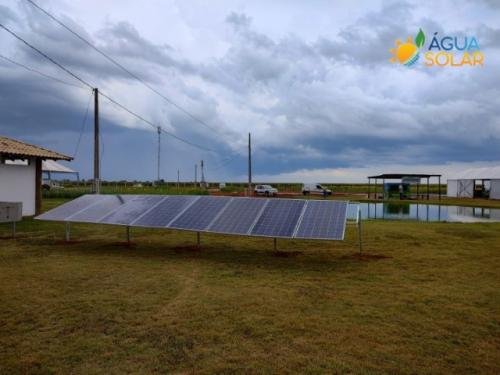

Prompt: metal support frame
xmin=197 ymin=231 xmax=201 ymax=247
xmin=65 ymin=222 xmax=71 ymax=242
xmin=273 ymin=237 xmax=277 ymax=251
xmin=357 ymin=206 xmax=363 ymax=253
xmin=126 ymin=226 xmax=131 ymax=244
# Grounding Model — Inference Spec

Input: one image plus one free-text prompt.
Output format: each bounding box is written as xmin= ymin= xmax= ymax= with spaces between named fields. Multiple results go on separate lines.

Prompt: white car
xmin=254 ymin=184 xmax=278 ymax=197
xmin=302 ymin=183 xmax=332 ymax=196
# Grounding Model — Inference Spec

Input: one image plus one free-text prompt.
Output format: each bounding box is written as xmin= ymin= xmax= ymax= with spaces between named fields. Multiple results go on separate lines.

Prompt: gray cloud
xmin=0 ymin=0 xmax=499 ymax=181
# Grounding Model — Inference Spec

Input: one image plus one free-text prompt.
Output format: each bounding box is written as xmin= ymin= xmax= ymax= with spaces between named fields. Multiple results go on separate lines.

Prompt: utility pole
xmin=156 ymin=126 xmax=161 ymax=185
xmin=200 ymin=160 xmax=206 ymax=188
xmin=194 ymin=164 xmax=198 ymax=185
xmin=177 ymin=169 xmax=180 ymax=189
xmin=93 ymin=88 xmax=100 ymax=194
xmin=248 ymin=132 xmax=252 ymax=196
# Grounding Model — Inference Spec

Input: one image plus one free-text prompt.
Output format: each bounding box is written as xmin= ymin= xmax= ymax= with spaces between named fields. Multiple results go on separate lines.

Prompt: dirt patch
xmin=343 ymin=253 xmax=391 ymax=261
xmin=173 ymin=245 xmax=202 ymax=253
xmin=109 ymin=241 xmax=138 ymax=248
xmin=54 ymin=239 xmax=83 ymax=245
xmin=272 ymin=250 xmax=303 ymax=258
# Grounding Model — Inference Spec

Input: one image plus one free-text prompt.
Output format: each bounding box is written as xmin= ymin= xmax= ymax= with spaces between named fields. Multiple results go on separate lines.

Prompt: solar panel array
xmin=36 ymin=194 xmax=349 ymax=240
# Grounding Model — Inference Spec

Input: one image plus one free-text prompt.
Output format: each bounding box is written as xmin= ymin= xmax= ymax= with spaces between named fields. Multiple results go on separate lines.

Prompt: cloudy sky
xmin=0 ymin=0 xmax=499 ymax=182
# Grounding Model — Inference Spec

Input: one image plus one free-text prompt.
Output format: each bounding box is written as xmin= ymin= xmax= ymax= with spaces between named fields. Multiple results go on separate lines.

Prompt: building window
xmin=3 ymin=159 xmax=30 ymax=166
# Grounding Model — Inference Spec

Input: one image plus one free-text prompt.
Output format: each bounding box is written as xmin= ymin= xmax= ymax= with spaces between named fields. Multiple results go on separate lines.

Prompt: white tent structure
xmin=447 ymin=166 xmax=500 ymax=199
xmin=42 ymin=160 xmax=79 ymax=180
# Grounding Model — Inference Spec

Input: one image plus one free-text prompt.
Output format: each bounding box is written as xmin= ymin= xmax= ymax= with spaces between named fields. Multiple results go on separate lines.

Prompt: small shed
xmin=0 ymin=136 xmax=72 ymax=215
xmin=447 ymin=166 xmax=500 ymax=199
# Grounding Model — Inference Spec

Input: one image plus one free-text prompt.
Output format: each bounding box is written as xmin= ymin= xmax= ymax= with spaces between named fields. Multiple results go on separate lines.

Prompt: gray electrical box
xmin=0 ymin=202 xmax=23 ymax=223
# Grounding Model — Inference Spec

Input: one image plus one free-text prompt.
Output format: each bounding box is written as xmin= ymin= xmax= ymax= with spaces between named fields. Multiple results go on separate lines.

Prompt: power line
xmin=0 ymin=23 xmax=93 ymax=89
xmin=73 ymin=91 xmax=93 ymax=158
xmin=99 ymin=91 xmax=216 ymax=152
xmin=0 ymin=53 xmax=87 ymax=89
xmin=25 ymin=0 xmax=221 ymax=134
xmin=0 ymin=22 xmax=217 ymax=153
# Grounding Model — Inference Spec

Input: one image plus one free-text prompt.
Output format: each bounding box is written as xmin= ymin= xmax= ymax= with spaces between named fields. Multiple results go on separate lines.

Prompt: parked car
xmin=302 ymin=183 xmax=331 ymax=196
xmin=254 ymin=184 xmax=278 ymax=197
xmin=42 ymin=180 xmax=63 ymax=191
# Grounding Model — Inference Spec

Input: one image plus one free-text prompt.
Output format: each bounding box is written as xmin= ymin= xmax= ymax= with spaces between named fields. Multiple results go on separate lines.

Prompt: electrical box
xmin=0 ymin=202 xmax=23 ymax=223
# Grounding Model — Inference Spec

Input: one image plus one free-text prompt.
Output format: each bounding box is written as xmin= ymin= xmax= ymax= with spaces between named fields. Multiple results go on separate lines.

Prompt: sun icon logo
xmin=390 ymin=29 xmax=425 ymax=67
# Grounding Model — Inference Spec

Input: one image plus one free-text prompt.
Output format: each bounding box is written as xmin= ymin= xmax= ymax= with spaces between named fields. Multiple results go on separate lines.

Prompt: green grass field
xmin=1 ymin=198 xmax=499 ymax=373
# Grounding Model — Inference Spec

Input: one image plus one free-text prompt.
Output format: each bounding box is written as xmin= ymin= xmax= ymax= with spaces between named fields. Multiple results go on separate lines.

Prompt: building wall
xmin=0 ymin=157 xmax=36 ymax=216
xmin=490 ymin=179 xmax=500 ymax=200
xmin=447 ymin=179 xmax=458 ymax=197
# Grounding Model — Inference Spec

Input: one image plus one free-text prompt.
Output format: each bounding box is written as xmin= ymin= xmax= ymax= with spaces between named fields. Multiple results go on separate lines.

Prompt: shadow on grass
xmin=6 ymin=228 xmax=386 ymax=275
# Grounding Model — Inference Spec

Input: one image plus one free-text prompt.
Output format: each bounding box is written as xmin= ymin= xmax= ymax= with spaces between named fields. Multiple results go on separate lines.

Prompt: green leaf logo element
xmin=415 ymin=28 xmax=425 ymax=48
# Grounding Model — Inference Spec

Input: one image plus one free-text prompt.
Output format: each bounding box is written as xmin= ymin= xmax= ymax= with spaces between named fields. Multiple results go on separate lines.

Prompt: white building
xmin=0 ymin=136 xmax=72 ymax=216
xmin=447 ymin=166 xmax=500 ymax=200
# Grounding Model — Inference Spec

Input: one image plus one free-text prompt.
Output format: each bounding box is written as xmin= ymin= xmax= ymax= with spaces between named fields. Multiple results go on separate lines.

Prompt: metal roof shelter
xmin=42 ymin=160 xmax=79 ymax=181
xmin=0 ymin=136 xmax=72 ymax=215
xmin=367 ymin=173 xmax=442 ymax=200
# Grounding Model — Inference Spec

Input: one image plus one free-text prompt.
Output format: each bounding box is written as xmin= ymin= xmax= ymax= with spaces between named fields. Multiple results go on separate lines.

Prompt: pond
xmin=349 ymin=202 xmax=500 ymax=223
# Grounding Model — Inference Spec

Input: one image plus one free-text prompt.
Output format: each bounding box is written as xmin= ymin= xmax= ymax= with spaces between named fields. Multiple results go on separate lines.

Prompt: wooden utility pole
xmin=156 ymin=126 xmax=161 ymax=185
xmin=248 ymin=132 xmax=252 ymax=195
xmin=200 ymin=160 xmax=205 ymax=187
xmin=194 ymin=164 xmax=198 ymax=185
xmin=93 ymin=88 xmax=100 ymax=194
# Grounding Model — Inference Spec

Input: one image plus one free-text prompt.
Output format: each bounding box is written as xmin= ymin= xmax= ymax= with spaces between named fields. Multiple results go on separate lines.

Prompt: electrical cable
xmin=25 ymin=0 xmax=221 ymax=134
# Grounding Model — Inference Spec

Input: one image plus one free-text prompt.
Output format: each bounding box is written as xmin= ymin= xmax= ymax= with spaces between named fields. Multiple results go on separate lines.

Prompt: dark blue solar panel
xmin=295 ymin=200 xmax=348 ymax=240
xmin=209 ymin=198 xmax=267 ymax=235
xmin=100 ymin=195 xmax=164 ymax=225
xmin=68 ymin=195 xmax=136 ymax=223
xmin=169 ymin=196 xmax=230 ymax=231
xmin=36 ymin=194 xmax=105 ymax=221
xmin=251 ymin=199 xmax=305 ymax=237
xmin=132 ymin=196 xmax=198 ymax=228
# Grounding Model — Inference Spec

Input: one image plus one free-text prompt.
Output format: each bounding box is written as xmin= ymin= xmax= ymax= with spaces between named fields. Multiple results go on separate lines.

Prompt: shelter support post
xmin=65 ymin=222 xmax=70 ymax=242
xmin=368 ymin=179 xmax=371 ymax=199
xmin=427 ymin=177 xmax=430 ymax=200
xmin=438 ymin=176 xmax=441 ymax=200
xmin=197 ymin=232 xmax=200 ymax=247
xmin=416 ymin=183 xmax=420 ymax=200
xmin=273 ymin=237 xmax=277 ymax=252
xmin=374 ymin=179 xmax=377 ymax=199
xmin=126 ymin=226 xmax=130 ymax=244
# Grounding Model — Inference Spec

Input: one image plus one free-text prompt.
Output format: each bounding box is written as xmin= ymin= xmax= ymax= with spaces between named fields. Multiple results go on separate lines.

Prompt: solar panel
xmin=68 ymin=195 xmax=136 ymax=223
xmin=251 ymin=199 xmax=305 ymax=238
xmin=208 ymin=197 xmax=267 ymax=235
xmin=132 ymin=196 xmax=198 ymax=228
xmin=36 ymin=195 xmax=352 ymax=243
xmin=295 ymin=200 xmax=348 ymax=240
xmin=35 ymin=194 xmax=105 ymax=221
xmin=100 ymin=195 xmax=164 ymax=225
xmin=169 ymin=196 xmax=230 ymax=231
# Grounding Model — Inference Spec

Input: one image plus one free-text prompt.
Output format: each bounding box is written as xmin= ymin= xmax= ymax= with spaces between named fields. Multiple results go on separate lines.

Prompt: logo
xmin=390 ymin=29 xmax=484 ymax=67
xmin=390 ymin=29 xmax=425 ymax=66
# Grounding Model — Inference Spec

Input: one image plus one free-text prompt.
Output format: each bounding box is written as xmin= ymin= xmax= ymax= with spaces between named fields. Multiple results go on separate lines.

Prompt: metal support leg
xmin=126 ymin=226 xmax=130 ymax=244
xmin=273 ymin=237 xmax=277 ymax=252
xmin=357 ymin=208 xmax=363 ymax=253
xmin=65 ymin=222 xmax=71 ymax=242
xmin=197 ymin=232 xmax=200 ymax=247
